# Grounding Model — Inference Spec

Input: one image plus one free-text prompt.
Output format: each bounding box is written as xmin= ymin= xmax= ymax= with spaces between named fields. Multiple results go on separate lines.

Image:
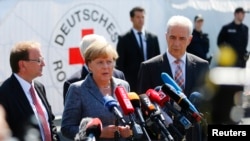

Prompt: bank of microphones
xmin=161 ymin=72 xmax=204 ymax=123
xmin=101 ymin=73 xmax=204 ymax=141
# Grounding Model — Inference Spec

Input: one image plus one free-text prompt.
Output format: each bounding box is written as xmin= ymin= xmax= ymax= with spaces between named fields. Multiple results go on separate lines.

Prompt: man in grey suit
xmin=116 ymin=6 xmax=160 ymax=92
xmin=137 ymin=15 xmax=209 ymax=141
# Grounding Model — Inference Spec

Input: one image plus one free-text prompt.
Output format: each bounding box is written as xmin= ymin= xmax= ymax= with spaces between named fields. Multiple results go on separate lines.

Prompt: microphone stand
xmin=141 ymin=125 xmax=152 ymax=141
xmin=135 ymin=114 xmax=151 ymax=141
xmin=114 ymin=118 xmax=121 ymax=141
xmin=151 ymin=113 xmax=174 ymax=141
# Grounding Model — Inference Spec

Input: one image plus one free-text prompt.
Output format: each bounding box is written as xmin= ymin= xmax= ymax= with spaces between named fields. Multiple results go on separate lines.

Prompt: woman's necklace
xmin=101 ymin=85 xmax=110 ymax=89
xmin=99 ymin=82 xmax=111 ymax=96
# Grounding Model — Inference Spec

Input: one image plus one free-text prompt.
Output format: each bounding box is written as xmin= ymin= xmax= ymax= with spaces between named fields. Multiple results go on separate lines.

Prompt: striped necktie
xmin=174 ymin=60 xmax=185 ymax=91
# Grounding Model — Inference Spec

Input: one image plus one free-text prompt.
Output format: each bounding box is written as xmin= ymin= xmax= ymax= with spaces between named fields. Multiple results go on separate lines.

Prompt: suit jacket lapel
xmin=162 ymin=53 xmax=173 ymax=78
xmin=84 ymin=74 xmax=105 ymax=105
xmin=11 ymin=75 xmax=34 ymax=113
xmin=84 ymin=75 xmax=127 ymax=105
xmin=145 ymin=31 xmax=149 ymax=53
xmin=185 ymin=54 xmax=195 ymax=95
xmin=130 ymin=29 xmax=144 ymax=59
xmin=130 ymin=29 xmax=141 ymax=49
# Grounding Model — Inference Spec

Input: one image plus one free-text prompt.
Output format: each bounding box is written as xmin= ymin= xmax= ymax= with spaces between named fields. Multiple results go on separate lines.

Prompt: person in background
xmin=137 ymin=15 xmax=209 ymax=141
xmin=212 ymin=7 xmax=249 ymax=125
xmin=217 ymin=7 xmax=249 ymax=68
xmin=116 ymin=6 xmax=160 ymax=92
xmin=0 ymin=41 xmax=59 ymax=141
xmin=61 ymin=38 xmax=131 ymax=141
xmin=63 ymin=34 xmax=125 ymax=105
xmin=0 ymin=105 xmax=12 ymax=141
xmin=187 ymin=14 xmax=211 ymax=63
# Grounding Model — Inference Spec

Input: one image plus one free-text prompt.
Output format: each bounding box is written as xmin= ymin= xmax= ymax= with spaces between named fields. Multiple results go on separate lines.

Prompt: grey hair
xmin=166 ymin=15 xmax=193 ymax=35
xmin=79 ymin=34 xmax=107 ymax=58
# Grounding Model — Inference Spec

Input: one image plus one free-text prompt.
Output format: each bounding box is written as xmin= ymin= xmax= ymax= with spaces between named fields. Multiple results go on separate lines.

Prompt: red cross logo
xmin=68 ymin=28 xmax=94 ymax=65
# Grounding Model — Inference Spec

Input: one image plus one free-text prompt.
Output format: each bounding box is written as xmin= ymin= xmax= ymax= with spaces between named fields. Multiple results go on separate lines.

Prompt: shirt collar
xmin=166 ymin=49 xmax=187 ymax=65
xmin=14 ymin=73 xmax=32 ymax=93
xmin=132 ymin=28 xmax=145 ymax=35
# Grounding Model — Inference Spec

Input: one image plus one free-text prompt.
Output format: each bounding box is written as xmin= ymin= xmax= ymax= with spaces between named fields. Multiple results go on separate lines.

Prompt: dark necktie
xmin=138 ymin=32 xmax=145 ymax=60
xmin=174 ymin=60 xmax=185 ymax=90
xmin=30 ymin=85 xmax=52 ymax=141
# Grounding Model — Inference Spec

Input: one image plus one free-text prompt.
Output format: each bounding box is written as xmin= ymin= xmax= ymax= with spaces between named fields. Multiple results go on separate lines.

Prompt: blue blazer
xmin=63 ymin=65 xmax=126 ymax=105
xmin=61 ymin=73 xmax=130 ymax=140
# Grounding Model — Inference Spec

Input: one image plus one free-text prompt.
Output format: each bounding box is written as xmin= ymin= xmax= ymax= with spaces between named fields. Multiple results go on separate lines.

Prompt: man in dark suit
xmin=0 ymin=41 xmax=59 ymax=141
xmin=137 ymin=15 xmax=209 ymax=141
xmin=116 ymin=6 xmax=160 ymax=92
xmin=63 ymin=34 xmax=125 ymax=105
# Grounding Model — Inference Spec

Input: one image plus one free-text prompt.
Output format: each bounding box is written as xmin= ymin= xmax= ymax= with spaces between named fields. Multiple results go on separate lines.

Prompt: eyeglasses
xmin=24 ymin=57 xmax=44 ymax=65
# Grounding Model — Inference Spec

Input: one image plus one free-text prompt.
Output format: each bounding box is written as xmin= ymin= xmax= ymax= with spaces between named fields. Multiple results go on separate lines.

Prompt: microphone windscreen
xmin=127 ymin=92 xmax=140 ymax=108
xmin=153 ymin=87 xmax=171 ymax=107
xmin=139 ymin=94 xmax=156 ymax=112
xmin=115 ymin=86 xmax=134 ymax=115
xmin=161 ymin=84 xmax=185 ymax=104
xmin=189 ymin=92 xmax=203 ymax=108
xmin=75 ymin=117 xmax=93 ymax=141
xmin=103 ymin=95 xmax=118 ymax=112
xmin=161 ymin=72 xmax=182 ymax=92
xmin=146 ymin=89 xmax=161 ymax=104
xmin=86 ymin=118 xmax=102 ymax=138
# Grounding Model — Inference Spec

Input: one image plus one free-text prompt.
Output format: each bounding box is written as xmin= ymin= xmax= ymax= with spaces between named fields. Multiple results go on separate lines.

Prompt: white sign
xmin=1 ymin=0 xmax=250 ymax=116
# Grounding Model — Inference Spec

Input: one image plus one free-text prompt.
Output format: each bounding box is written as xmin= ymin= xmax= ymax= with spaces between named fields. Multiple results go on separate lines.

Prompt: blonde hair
xmin=84 ymin=40 xmax=118 ymax=65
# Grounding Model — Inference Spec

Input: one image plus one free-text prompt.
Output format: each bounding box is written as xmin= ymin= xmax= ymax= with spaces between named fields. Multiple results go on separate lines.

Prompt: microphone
xmin=149 ymin=87 xmax=192 ymax=128
xmin=161 ymin=84 xmax=202 ymax=123
xmin=114 ymin=86 xmax=144 ymax=139
xmin=74 ymin=117 xmax=102 ymax=141
xmin=114 ymin=86 xmax=135 ymax=115
xmin=189 ymin=91 xmax=203 ymax=110
xmin=146 ymin=88 xmax=187 ymax=140
xmin=139 ymin=94 xmax=174 ymax=141
xmin=103 ymin=95 xmax=127 ymax=125
xmin=127 ymin=92 xmax=146 ymax=126
xmin=161 ymin=72 xmax=182 ymax=93
xmin=127 ymin=92 xmax=152 ymax=141
xmin=146 ymin=88 xmax=170 ymax=108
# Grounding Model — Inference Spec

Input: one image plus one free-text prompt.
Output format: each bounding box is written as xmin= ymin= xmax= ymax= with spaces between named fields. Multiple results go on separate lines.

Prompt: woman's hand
xmin=100 ymin=124 xmax=132 ymax=139
xmin=118 ymin=125 xmax=132 ymax=138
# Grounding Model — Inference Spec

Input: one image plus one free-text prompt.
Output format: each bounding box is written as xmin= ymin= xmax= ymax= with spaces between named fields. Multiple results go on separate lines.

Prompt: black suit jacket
xmin=0 ymin=74 xmax=59 ymax=141
xmin=137 ymin=52 xmax=209 ymax=97
xmin=116 ymin=29 xmax=160 ymax=92
xmin=63 ymin=66 xmax=125 ymax=104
